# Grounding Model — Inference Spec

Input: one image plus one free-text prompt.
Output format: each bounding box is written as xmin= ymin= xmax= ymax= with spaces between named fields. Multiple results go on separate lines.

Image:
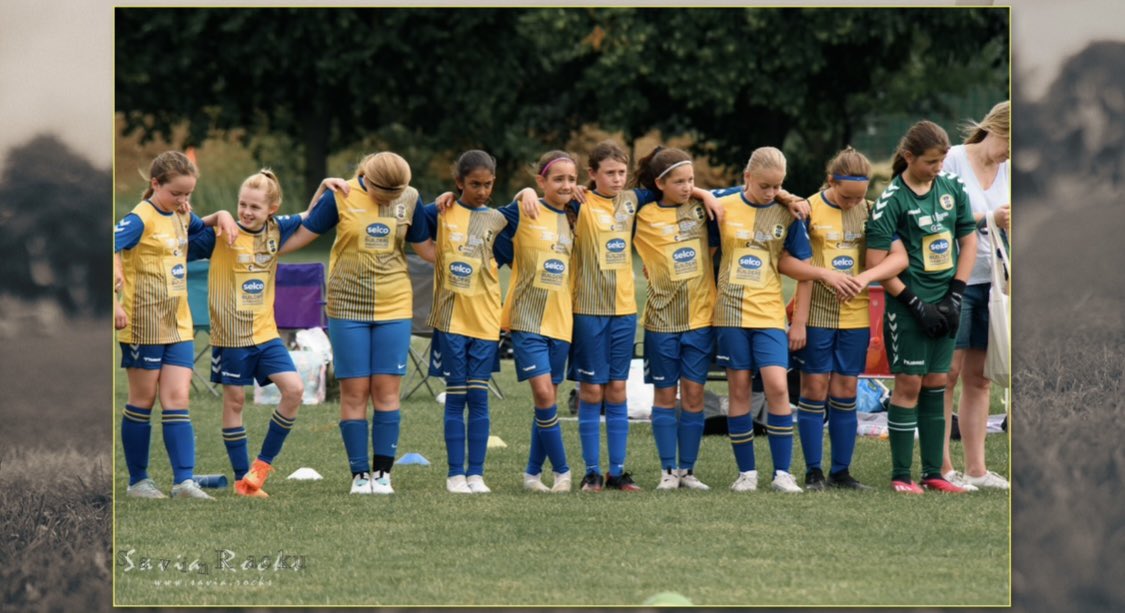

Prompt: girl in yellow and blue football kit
xmin=788 ymin=147 xmax=908 ymax=491
xmin=712 ymin=147 xmax=864 ymax=494
xmin=423 ymin=150 xmax=510 ymax=494
xmin=114 ymin=150 xmax=237 ymax=500
xmin=516 ymin=141 xmax=722 ymax=492
xmin=630 ymin=146 xmax=720 ymax=492
xmin=187 ymin=171 xmax=344 ymax=498
xmin=283 ymin=152 xmax=435 ymax=495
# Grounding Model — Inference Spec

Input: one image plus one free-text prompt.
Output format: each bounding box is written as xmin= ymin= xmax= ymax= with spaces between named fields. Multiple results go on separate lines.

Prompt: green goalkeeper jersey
xmin=865 ymin=171 xmax=976 ymax=303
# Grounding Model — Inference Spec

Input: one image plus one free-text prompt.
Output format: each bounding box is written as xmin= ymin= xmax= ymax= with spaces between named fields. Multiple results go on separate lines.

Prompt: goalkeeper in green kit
xmin=865 ymin=120 xmax=978 ymax=494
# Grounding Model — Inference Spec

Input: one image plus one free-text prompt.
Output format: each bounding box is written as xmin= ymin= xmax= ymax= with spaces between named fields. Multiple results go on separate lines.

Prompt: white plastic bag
xmin=253 ymin=349 xmax=327 ymax=405
xmin=984 ymin=211 xmax=1010 ymax=388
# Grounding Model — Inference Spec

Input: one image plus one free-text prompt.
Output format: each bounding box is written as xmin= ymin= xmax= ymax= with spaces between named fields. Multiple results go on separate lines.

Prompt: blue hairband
xmin=832 ymin=174 xmax=869 ymax=182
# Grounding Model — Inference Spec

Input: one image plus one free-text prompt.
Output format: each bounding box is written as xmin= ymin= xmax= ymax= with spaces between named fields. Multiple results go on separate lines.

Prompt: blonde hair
xmin=962 ymin=100 xmax=1010 ymax=144
xmin=356 ymin=152 xmax=411 ymax=202
xmin=240 ymin=168 xmax=283 ymax=208
xmin=745 ymin=146 xmax=787 ymax=175
xmin=141 ymin=151 xmax=198 ymax=200
xmin=822 ymin=146 xmax=873 ymax=189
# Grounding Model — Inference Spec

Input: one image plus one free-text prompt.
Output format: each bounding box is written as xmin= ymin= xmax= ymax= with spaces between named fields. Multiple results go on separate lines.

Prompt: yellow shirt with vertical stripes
xmin=571 ymin=189 xmax=651 ymax=316
xmin=804 ymin=190 xmax=871 ymax=330
xmin=498 ymin=201 xmax=575 ymax=342
xmin=116 ymin=201 xmax=195 ymax=344
xmin=323 ymin=178 xmax=422 ymax=322
xmin=713 ymin=192 xmax=809 ymax=330
xmin=633 ymin=199 xmax=716 ymax=333
xmin=428 ymin=202 xmax=509 ymax=340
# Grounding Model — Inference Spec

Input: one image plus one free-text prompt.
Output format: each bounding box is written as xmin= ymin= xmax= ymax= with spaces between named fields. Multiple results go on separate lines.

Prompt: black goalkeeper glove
xmin=936 ymin=279 xmax=966 ymax=339
xmin=895 ymin=287 xmax=950 ymax=338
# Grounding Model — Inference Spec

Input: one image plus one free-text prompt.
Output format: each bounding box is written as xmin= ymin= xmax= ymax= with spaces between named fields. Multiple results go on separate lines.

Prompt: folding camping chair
xmin=186 ymin=260 xmax=219 ymax=396
xmin=401 ymin=254 xmax=505 ymax=400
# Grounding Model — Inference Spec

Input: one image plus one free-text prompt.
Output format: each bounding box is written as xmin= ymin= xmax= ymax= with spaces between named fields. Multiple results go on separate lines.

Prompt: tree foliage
xmin=116 ymin=7 xmax=1008 ymax=198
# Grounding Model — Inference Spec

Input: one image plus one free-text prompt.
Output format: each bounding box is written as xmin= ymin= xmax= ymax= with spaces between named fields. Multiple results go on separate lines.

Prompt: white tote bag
xmin=984 ymin=211 xmax=1010 ymax=387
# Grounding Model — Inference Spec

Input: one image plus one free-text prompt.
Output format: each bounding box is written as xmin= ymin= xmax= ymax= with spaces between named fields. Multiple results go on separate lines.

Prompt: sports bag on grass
xmin=984 ymin=211 xmax=1010 ymax=387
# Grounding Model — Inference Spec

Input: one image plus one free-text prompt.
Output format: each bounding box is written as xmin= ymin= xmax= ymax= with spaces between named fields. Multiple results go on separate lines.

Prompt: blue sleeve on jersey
xmin=187 ymin=212 xmax=206 ymax=236
xmin=634 ymin=188 xmax=659 ymax=206
xmin=113 ymin=213 xmax=144 ymax=252
xmin=784 ymin=219 xmax=812 ymax=260
xmin=275 ymin=214 xmax=304 ymax=246
xmin=406 ymin=195 xmax=429 ymax=243
xmin=188 ymin=227 xmax=217 ymax=261
xmin=493 ymin=201 xmax=520 ymax=267
xmin=422 ymin=204 xmax=439 ymax=241
xmin=497 ymin=200 xmax=521 ymax=232
xmin=302 ymin=190 xmax=339 ymax=234
xmin=707 ymin=217 xmax=721 ymax=248
xmin=710 ymin=185 xmax=740 ymax=198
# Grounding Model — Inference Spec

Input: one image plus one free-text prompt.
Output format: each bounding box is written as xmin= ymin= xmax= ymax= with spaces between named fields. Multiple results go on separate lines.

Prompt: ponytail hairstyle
xmin=141 ymin=150 xmax=198 ymax=200
xmin=357 ymin=151 xmax=411 ymax=203
xmin=586 ymin=140 xmax=629 ymax=190
xmin=453 ymin=149 xmax=497 ymax=181
xmin=891 ymin=120 xmax=950 ymax=177
xmin=962 ymin=100 xmax=1010 ymax=145
xmin=630 ymin=146 xmax=691 ymax=200
xmin=240 ymin=168 xmax=283 ymax=210
xmin=821 ymin=146 xmax=873 ymax=190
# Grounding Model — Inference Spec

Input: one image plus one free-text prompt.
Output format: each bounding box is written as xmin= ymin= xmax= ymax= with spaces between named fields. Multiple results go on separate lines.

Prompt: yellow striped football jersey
xmin=207 ymin=217 xmax=287 ymax=347
xmin=633 ymin=200 xmax=716 ymax=333
xmin=804 ymin=190 xmax=870 ymax=330
xmin=571 ymin=189 xmax=642 ymax=316
xmin=429 ymin=203 xmax=509 ymax=340
xmin=326 ymin=178 xmax=421 ymax=322
xmin=117 ymin=201 xmax=193 ymax=344
xmin=713 ymin=192 xmax=797 ymax=330
xmin=499 ymin=204 xmax=575 ymax=342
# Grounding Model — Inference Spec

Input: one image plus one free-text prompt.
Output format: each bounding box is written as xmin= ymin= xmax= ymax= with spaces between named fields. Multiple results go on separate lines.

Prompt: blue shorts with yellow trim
xmin=510 ymin=331 xmax=569 ymax=384
xmin=210 ymin=338 xmax=297 ymax=387
xmin=328 ymin=317 xmax=412 ymax=379
xmin=428 ymin=330 xmax=500 ymax=384
xmin=643 ymin=328 xmax=714 ymax=388
xmin=793 ymin=327 xmax=870 ymax=377
xmin=714 ymin=327 xmax=788 ymax=372
xmin=119 ymin=341 xmax=193 ymax=370
xmin=567 ymin=314 xmax=637 ymax=384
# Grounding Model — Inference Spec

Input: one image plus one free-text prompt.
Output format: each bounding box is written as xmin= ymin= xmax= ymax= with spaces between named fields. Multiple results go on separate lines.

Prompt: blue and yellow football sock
xmin=258 ymin=410 xmax=296 ymax=465
xmin=443 ymin=384 xmax=468 ymax=477
xmin=766 ymin=412 xmax=795 ymax=473
xmin=577 ymin=399 xmax=602 ymax=475
xmin=121 ymin=404 xmax=152 ymax=485
xmin=827 ymin=396 xmax=858 ymax=475
xmin=372 ymin=409 xmax=401 ymax=475
xmin=339 ymin=419 xmax=369 ymax=476
xmin=525 ymin=415 xmax=547 ymax=476
xmin=160 ymin=409 xmax=195 ymax=485
xmin=465 ymin=385 xmax=490 ymax=477
xmin=604 ymin=400 xmax=629 ymax=478
xmin=917 ymin=387 xmax=946 ymax=479
xmin=534 ymin=405 xmax=568 ymax=474
xmin=677 ymin=409 xmax=705 ymax=471
xmin=651 ymin=405 xmax=678 ymax=470
xmin=797 ymin=397 xmax=826 ymax=472
xmin=222 ymin=425 xmax=250 ymax=480
xmin=887 ymin=404 xmax=917 ymax=481
xmin=727 ymin=413 xmax=756 ymax=472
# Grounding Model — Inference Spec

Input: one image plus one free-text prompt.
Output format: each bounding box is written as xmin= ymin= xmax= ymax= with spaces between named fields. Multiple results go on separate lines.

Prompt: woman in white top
xmin=940 ymin=101 xmax=1011 ymax=491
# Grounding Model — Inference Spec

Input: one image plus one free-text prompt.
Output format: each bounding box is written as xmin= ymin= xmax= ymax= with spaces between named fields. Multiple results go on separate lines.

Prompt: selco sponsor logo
xmin=449 ymin=262 xmax=474 ymax=277
xmin=366 ymin=223 xmax=392 ymax=237
xmin=170 ymin=264 xmax=186 ymax=279
xmin=673 ymin=247 xmax=697 ymax=262
xmin=606 ymin=238 xmax=627 ymax=253
xmin=738 ymin=254 xmax=763 ymax=269
xmin=831 ymin=255 xmax=855 ymax=271
xmin=241 ymin=279 xmax=266 ymax=294
xmin=543 ymin=259 xmax=566 ymax=273
xmin=929 ymin=239 xmax=950 ymax=254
